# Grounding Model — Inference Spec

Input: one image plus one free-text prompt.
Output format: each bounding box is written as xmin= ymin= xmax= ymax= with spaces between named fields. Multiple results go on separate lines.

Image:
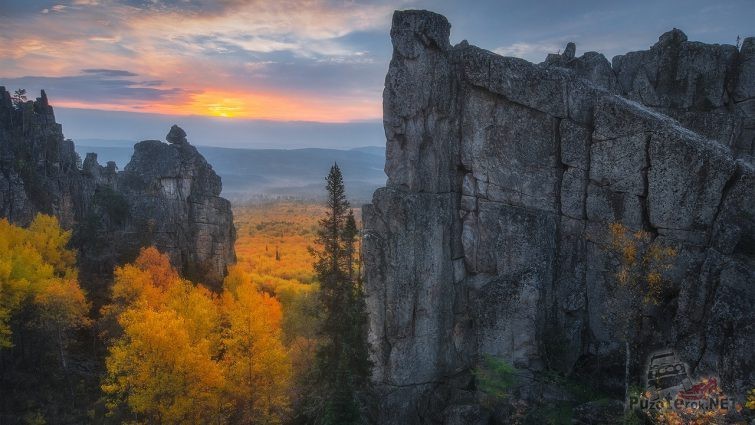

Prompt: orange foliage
xmin=103 ymin=247 xmax=291 ymax=424
xmin=231 ymin=202 xmax=356 ymax=342
xmin=233 ymin=201 xmax=360 ymax=284
xmin=103 ymin=201 xmax=353 ymax=422
xmin=233 ymin=201 xmax=327 ymax=284
xmin=232 ymin=201 xmax=349 ymax=411
xmin=222 ymin=280 xmax=291 ymax=422
xmin=608 ymin=222 xmax=677 ymax=304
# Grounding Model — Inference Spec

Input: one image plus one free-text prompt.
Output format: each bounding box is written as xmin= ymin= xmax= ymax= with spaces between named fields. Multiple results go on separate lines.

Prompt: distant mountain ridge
xmin=76 ymin=141 xmax=387 ymax=202
xmin=54 ymin=107 xmax=386 ymax=150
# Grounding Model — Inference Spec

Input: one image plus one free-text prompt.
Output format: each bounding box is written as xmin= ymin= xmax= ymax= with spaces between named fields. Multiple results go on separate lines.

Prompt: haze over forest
xmin=76 ymin=140 xmax=386 ymax=201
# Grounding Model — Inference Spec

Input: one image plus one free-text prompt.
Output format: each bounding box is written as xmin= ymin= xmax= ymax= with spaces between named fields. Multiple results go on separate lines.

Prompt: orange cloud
xmin=0 ymin=0 xmax=395 ymax=122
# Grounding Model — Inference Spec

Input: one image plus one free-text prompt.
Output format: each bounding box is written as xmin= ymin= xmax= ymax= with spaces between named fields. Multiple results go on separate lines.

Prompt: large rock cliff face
xmin=363 ymin=10 xmax=754 ymax=424
xmin=0 ymin=89 xmax=235 ymax=290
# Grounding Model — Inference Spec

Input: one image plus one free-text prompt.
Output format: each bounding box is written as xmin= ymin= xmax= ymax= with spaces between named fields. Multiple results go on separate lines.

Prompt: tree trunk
xmin=57 ymin=325 xmax=67 ymax=371
xmin=625 ymin=340 xmax=630 ymax=411
xmin=56 ymin=324 xmax=75 ymax=408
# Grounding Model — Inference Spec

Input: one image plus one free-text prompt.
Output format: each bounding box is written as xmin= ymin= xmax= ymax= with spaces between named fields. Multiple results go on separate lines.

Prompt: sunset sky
xmin=1 ymin=0 xmax=752 ymax=148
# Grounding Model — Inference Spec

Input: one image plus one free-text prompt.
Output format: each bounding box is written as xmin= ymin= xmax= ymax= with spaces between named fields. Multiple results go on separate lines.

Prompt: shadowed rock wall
xmin=363 ymin=10 xmax=753 ymax=424
xmin=0 ymin=89 xmax=235 ymax=290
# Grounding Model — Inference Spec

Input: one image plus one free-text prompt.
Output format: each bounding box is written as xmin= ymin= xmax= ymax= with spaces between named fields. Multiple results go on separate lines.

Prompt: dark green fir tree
xmin=310 ymin=163 xmax=372 ymax=425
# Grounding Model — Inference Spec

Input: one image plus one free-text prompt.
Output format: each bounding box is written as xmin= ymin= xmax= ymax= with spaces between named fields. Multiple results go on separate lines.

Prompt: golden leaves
xmin=102 ymin=247 xmax=291 ymax=424
xmin=607 ymin=222 xmax=677 ymax=305
xmin=0 ymin=214 xmax=88 ymax=348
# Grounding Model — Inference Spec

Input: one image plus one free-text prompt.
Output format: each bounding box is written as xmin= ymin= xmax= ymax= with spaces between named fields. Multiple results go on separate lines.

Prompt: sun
xmin=192 ymin=94 xmax=245 ymax=118
xmin=186 ymin=91 xmax=284 ymax=119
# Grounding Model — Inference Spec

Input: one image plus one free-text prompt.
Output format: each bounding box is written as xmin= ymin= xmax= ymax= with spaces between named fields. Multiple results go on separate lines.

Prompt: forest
xmin=0 ymin=166 xmax=370 ymax=425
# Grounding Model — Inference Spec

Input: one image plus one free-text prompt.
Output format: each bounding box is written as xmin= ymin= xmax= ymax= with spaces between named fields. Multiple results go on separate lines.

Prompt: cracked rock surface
xmin=363 ymin=10 xmax=753 ymax=424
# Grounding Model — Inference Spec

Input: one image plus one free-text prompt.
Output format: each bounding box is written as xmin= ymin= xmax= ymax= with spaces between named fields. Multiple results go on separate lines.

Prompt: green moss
xmin=473 ymin=355 xmax=518 ymax=402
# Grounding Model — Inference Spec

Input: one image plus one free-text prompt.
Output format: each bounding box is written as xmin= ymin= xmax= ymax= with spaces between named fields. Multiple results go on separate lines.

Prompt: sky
xmin=0 ymin=0 xmax=753 ymax=148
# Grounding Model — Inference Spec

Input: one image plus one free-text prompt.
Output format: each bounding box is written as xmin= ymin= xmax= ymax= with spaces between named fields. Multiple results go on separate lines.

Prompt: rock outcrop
xmin=363 ymin=10 xmax=753 ymax=424
xmin=544 ymin=27 xmax=754 ymax=158
xmin=0 ymin=88 xmax=235 ymax=290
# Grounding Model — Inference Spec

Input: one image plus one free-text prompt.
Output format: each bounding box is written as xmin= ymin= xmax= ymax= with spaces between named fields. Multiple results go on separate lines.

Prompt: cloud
xmin=1 ymin=71 xmax=192 ymax=106
xmin=125 ymin=0 xmax=397 ymax=60
xmin=171 ymin=34 xmax=301 ymax=54
xmin=5 ymin=0 xmax=749 ymax=124
xmin=89 ymin=35 xmax=122 ymax=43
xmin=0 ymin=0 xmax=399 ymax=121
xmin=0 ymin=65 xmax=383 ymax=122
xmin=81 ymin=69 xmax=139 ymax=77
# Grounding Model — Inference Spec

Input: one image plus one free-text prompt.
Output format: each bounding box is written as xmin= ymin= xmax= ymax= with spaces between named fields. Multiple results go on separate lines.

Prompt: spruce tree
xmin=343 ymin=210 xmax=358 ymax=282
xmin=311 ymin=163 xmax=371 ymax=425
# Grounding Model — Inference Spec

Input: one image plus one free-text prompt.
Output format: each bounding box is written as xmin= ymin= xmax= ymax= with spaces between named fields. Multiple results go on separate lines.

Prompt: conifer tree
xmin=311 ymin=164 xmax=371 ymax=425
xmin=343 ymin=210 xmax=358 ymax=282
xmin=11 ymin=88 xmax=27 ymax=107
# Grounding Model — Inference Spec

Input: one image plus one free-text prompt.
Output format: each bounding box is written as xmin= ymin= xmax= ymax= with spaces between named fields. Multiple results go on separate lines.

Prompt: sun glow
xmin=188 ymin=91 xmax=282 ymax=119
xmin=176 ymin=90 xmax=380 ymax=122
xmin=0 ymin=0 xmax=393 ymax=123
xmin=193 ymin=94 xmax=245 ymax=118
xmin=51 ymin=90 xmax=380 ymax=122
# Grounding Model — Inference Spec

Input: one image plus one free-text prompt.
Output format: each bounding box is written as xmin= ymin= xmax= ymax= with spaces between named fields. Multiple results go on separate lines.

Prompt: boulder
xmin=166 ymin=124 xmax=187 ymax=144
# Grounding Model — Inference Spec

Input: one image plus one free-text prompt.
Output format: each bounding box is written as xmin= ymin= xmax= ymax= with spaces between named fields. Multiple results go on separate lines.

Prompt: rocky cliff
xmin=362 ymin=10 xmax=753 ymax=424
xmin=0 ymin=88 xmax=235 ymax=290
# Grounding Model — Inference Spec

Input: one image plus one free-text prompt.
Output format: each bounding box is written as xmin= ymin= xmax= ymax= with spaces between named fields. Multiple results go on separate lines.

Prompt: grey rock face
xmin=612 ymin=29 xmax=753 ymax=159
xmin=166 ymin=124 xmax=187 ymax=144
xmin=0 ymin=88 xmax=235 ymax=289
xmin=363 ymin=187 xmax=461 ymax=386
xmin=383 ymin=10 xmax=456 ymax=193
xmin=543 ymin=43 xmax=620 ymax=94
xmin=362 ymin=11 xmax=754 ymax=424
xmin=734 ymin=37 xmax=755 ymax=102
xmin=0 ymin=87 xmax=83 ymax=228
xmin=117 ymin=136 xmax=234 ymax=288
xmin=613 ymin=28 xmax=736 ymax=111
xmin=734 ymin=37 xmax=755 ymax=160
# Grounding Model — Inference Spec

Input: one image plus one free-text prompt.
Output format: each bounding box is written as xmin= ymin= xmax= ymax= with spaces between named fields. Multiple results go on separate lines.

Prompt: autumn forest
xmin=0 ymin=166 xmax=369 ymax=425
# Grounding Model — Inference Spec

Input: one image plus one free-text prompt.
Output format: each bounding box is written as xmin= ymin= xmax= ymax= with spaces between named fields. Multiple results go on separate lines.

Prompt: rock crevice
xmin=363 ymin=10 xmax=753 ymax=424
